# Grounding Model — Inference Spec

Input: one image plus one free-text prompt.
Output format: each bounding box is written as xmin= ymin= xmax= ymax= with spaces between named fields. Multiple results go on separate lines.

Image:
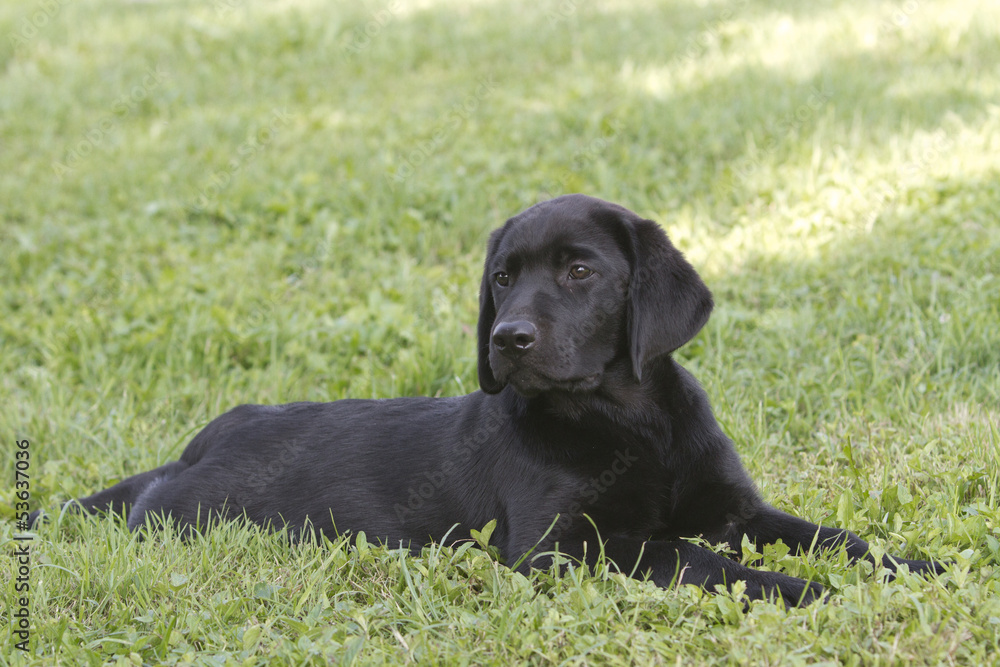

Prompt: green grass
xmin=2 ymin=0 xmax=999 ymax=663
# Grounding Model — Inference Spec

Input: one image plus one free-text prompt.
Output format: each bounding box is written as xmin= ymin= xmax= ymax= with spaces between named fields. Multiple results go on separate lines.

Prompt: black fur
xmin=30 ymin=194 xmax=944 ymax=606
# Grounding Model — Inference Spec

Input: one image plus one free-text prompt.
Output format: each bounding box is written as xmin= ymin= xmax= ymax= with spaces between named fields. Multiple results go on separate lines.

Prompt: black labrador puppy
xmin=31 ymin=194 xmax=943 ymax=605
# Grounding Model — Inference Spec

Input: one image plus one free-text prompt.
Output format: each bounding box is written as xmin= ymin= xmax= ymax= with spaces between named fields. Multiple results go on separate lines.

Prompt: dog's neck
xmin=515 ymin=354 xmax=676 ymax=439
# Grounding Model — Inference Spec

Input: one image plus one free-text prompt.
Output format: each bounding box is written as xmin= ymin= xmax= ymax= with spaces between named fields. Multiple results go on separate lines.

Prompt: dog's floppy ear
xmin=477 ymin=226 xmax=506 ymax=394
xmin=624 ymin=215 xmax=713 ymax=381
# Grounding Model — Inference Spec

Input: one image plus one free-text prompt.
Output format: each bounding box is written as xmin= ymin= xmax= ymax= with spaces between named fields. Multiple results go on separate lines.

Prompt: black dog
xmin=31 ymin=195 xmax=943 ymax=605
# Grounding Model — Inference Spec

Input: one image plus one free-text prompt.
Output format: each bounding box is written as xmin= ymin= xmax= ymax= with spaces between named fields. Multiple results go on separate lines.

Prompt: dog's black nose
xmin=492 ymin=320 xmax=537 ymax=358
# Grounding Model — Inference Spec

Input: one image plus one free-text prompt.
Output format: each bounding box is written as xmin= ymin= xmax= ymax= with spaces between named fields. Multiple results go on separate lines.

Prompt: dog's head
xmin=477 ymin=194 xmax=713 ymax=396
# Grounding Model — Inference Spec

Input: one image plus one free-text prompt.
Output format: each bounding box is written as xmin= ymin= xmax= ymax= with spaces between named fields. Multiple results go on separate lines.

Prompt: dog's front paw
xmin=882 ymin=554 xmax=947 ymax=578
xmin=746 ymin=571 xmax=826 ymax=607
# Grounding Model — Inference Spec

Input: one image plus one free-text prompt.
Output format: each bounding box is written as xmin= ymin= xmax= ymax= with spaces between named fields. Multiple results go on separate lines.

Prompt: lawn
xmin=2 ymin=0 xmax=999 ymax=664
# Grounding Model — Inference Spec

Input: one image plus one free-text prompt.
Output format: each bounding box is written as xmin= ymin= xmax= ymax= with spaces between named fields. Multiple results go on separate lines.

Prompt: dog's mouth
xmin=504 ymin=369 xmax=603 ymax=397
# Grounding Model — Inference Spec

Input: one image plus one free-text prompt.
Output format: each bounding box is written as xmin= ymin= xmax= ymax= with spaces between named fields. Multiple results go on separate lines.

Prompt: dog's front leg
xmin=516 ymin=536 xmax=825 ymax=607
xmin=735 ymin=504 xmax=946 ymax=577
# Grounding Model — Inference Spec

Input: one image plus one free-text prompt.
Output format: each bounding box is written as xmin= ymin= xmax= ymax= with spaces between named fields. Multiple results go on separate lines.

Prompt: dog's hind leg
xmin=125 ymin=464 xmax=242 ymax=536
xmin=27 ymin=460 xmax=190 ymax=527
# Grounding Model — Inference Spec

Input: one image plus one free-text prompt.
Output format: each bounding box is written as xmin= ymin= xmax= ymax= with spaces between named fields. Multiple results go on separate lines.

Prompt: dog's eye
xmin=494 ymin=272 xmax=510 ymax=287
xmin=569 ymin=265 xmax=593 ymax=280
